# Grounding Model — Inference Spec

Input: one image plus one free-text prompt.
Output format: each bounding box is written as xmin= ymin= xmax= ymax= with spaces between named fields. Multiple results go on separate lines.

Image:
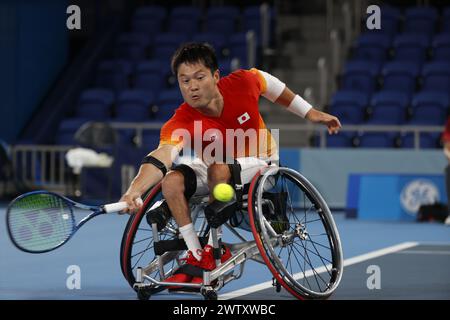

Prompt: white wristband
xmin=287 ymin=95 xmax=313 ymax=118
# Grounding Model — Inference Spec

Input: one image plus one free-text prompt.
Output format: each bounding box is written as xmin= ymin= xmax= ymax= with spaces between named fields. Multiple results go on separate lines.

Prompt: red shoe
xmin=220 ymin=244 xmax=232 ymax=263
xmin=197 ymin=244 xmax=233 ymax=271
xmin=190 ymin=276 xmax=203 ymax=284
xmin=163 ymin=273 xmax=192 ymax=290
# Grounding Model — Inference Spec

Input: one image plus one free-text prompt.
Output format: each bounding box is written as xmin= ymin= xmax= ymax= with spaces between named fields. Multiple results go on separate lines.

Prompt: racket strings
xmin=8 ymin=194 xmax=75 ymax=252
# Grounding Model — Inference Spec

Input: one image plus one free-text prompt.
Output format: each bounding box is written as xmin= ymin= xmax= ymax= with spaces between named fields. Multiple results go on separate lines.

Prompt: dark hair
xmin=171 ymin=42 xmax=218 ymax=76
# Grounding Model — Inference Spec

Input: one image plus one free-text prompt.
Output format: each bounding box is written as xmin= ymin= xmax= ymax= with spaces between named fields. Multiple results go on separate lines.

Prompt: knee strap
xmin=172 ymin=164 xmax=197 ymax=200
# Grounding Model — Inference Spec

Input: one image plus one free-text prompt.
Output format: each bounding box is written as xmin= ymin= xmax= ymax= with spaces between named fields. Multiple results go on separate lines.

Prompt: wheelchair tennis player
xmin=119 ymin=42 xmax=341 ymax=287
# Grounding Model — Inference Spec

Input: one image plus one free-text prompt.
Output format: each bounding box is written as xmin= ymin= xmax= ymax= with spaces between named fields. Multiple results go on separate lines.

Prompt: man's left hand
xmin=306 ymin=109 xmax=342 ymax=135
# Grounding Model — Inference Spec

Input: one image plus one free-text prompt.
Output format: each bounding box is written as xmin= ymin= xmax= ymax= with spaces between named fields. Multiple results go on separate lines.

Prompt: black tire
xmin=120 ymin=183 xmax=179 ymax=290
xmin=248 ymin=167 xmax=343 ymax=299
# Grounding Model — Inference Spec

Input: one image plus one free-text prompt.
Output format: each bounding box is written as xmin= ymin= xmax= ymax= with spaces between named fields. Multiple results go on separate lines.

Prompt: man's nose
xmin=189 ymin=79 xmax=199 ymax=90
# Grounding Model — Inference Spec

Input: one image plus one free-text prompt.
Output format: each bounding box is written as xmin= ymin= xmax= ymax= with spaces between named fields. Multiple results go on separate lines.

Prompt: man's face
xmin=177 ymin=62 xmax=220 ymax=109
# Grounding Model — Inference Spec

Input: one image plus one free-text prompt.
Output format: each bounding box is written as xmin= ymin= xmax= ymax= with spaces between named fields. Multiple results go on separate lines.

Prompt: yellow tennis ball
xmin=213 ymin=183 xmax=235 ymax=202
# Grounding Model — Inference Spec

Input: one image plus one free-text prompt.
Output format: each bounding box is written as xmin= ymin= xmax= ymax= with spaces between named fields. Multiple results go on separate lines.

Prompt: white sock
xmin=208 ymin=226 xmax=222 ymax=246
xmin=179 ymin=223 xmax=202 ymax=261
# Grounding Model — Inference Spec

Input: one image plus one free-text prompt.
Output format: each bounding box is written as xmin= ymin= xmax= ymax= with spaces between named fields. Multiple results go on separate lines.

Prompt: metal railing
xmin=105 ymin=121 xmax=443 ymax=150
xmin=11 ymin=145 xmax=74 ymax=193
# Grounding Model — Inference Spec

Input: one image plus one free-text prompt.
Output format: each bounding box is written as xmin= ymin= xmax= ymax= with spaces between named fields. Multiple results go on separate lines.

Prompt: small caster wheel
xmin=272 ymin=277 xmax=281 ymax=293
xmin=137 ymin=288 xmax=151 ymax=300
xmin=201 ymin=288 xmax=217 ymax=300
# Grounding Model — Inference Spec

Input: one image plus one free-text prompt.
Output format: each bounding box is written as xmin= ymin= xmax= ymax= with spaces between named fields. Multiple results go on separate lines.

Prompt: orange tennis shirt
xmin=159 ymin=69 xmax=278 ymax=161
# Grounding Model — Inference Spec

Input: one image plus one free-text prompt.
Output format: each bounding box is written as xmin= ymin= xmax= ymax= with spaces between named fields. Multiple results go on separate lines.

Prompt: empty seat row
xmin=329 ymin=90 xmax=449 ymax=125
xmin=339 ymin=60 xmax=450 ymax=94
xmin=318 ymin=132 xmax=442 ymax=149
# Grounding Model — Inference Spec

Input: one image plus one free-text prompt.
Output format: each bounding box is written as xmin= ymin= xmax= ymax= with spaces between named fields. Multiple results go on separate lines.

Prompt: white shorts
xmin=173 ymin=155 xmax=279 ymax=196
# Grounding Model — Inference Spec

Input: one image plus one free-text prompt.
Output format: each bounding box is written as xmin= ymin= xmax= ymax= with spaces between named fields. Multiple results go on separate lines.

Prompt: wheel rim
xmin=120 ymin=183 xmax=179 ymax=288
xmin=248 ymin=167 xmax=343 ymax=299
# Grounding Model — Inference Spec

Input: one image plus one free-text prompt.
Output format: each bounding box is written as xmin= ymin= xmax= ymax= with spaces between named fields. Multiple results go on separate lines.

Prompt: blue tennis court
xmin=1 ymin=205 xmax=448 ymax=300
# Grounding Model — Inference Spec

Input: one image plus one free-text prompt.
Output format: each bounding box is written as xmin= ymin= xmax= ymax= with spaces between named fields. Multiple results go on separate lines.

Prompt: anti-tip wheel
xmin=201 ymin=288 xmax=218 ymax=300
xmin=137 ymin=288 xmax=151 ymax=300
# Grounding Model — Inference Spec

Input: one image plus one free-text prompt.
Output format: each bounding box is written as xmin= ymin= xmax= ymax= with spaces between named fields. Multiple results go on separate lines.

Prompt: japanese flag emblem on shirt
xmin=237 ymin=112 xmax=250 ymax=125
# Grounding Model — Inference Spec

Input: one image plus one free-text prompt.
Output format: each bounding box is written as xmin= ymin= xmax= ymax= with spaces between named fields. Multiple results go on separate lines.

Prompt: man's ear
xmin=213 ymin=69 xmax=220 ymax=82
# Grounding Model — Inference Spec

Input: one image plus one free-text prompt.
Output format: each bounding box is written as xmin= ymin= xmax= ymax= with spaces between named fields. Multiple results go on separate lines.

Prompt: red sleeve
xmin=229 ymin=69 xmax=263 ymax=98
xmin=159 ymin=110 xmax=188 ymax=149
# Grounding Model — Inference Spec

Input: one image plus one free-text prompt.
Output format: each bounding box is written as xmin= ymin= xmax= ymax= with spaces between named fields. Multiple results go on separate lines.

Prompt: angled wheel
xmin=248 ymin=167 xmax=343 ymax=299
xmin=120 ymin=183 xmax=179 ymax=291
xmin=120 ymin=183 xmax=209 ymax=292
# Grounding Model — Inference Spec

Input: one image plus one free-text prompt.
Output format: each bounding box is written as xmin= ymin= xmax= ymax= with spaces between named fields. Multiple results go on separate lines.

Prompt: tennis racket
xmin=6 ymin=190 xmax=140 ymax=253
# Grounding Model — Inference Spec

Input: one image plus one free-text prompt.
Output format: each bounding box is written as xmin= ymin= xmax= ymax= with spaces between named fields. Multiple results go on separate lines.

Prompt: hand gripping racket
xmin=6 ymin=190 xmax=141 ymax=253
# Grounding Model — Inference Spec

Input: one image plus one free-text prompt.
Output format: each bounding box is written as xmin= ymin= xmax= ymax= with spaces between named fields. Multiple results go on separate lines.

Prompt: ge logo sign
xmin=400 ymin=179 xmax=440 ymax=215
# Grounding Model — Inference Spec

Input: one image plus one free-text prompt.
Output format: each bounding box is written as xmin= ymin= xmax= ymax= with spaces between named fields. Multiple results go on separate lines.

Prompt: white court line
xmin=397 ymin=250 xmax=450 ymax=255
xmin=219 ymin=241 xmax=418 ymax=300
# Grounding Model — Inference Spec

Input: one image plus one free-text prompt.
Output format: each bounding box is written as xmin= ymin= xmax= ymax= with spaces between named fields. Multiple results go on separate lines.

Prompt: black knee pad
xmin=171 ymin=164 xmax=197 ymax=200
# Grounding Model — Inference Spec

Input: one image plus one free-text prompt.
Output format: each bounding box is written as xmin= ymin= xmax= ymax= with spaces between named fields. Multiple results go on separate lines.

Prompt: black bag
xmin=417 ymin=203 xmax=449 ymax=223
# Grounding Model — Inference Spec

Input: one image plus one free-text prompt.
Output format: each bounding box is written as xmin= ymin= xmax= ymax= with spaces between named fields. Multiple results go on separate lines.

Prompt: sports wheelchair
xmin=120 ymin=165 xmax=343 ymax=300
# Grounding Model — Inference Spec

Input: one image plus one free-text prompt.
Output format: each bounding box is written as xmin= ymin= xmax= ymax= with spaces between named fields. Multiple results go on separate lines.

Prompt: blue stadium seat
xmin=329 ymin=91 xmax=369 ymax=124
xmin=115 ymin=33 xmax=151 ymax=61
xmin=152 ymin=89 xmax=183 ymax=120
xmin=381 ymin=61 xmax=420 ymax=94
xmin=409 ymin=92 xmax=449 ymax=125
xmin=56 ymin=118 xmax=90 ymax=145
xmin=421 ymin=61 xmax=450 ymax=92
xmin=131 ymin=6 xmax=166 ymax=36
xmin=362 ymin=6 xmax=400 ymax=35
xmin=206 ymin=19 xmax=236 ymax=37
xmin=95 ymin=60 xmax=133 ymax=91
xmin=229 ymin=32 xmax=257 ymax=68
xmin=115 ymin=90 xmax=154 ymax=121
xmin=218 ymin=59 xmax=234 ymax=76
xmin=326 ymin=132 xmax=355 ymax=148
xmin=157 ymin=89 xmax=183 ymax=106
xmin=404 ymin=6 xmax=438 ymax=35
xmin=170 ymin=6 xmax=202 ymax=20
xmin=192 ymin=33 xmax=228 ymax=56
xmin=367 ymin=91 xmax=410 ymax=125
xmin=131 ymin=19 xmax=163 ymax=35
xmin=135 ymin=59 xmax=171 ymax=78
xmin=207 ymin=6 xmax=240 ymax=21
xmin=152 ymin=33 xmax=190 ymax=60
xmin=340 ymin=61 xmax=380 ymax=94
xmin=400 ymin=132 xmax=440 ymax=149
xmin=142 ymin=129 xmax=161 ymax=150
xmin=443 ymin=7 xmax=450 ymax=33
xmin=133 ymin=5 xmax=167 ymax=21
xmin=76 ymin=89 xmax=115 ymax=120
xmin=153 ymin=103 xmax=179 ymax=121
xmin=115 ymin=128 xmax=136 ymax=146
xmin=392 ymin=33 xmax=431 ymax=64
xmin=168 ymin=18 xmax=200 ymax=37
xmin=353 ymin=33 xmax=391 ymax=62
xmin=134 ymin=71 xmax=165 ymax=93
xmin=356 ymin=133 xmax=396 ymax=148
xmin=432 ymin=34 xmax=450 ymax=61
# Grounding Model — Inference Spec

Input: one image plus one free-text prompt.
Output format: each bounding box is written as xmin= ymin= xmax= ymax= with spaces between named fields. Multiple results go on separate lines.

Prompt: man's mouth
xmin=191 ymin=94 xmax=200 ymax=101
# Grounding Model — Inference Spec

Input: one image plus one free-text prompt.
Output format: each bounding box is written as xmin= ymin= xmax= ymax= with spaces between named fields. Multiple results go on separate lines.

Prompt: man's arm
xmin=255 ymin=69 xmax=342 ymax=135
xmin=274 ymin=86 xmax=341 ymax=135
xmin=119 ymin=144 xmax=179 ymax=214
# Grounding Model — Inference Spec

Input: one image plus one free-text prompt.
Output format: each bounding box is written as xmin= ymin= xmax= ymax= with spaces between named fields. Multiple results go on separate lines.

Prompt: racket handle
xmin=102 ymin=198 xmax=143 ymax=213
xmin=103 ymin=202 xmax=128 ymax=212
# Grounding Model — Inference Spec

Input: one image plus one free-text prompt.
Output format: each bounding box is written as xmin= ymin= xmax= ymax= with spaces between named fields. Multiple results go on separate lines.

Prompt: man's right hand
xmin=119 ymin=192 xmax=144 ymax=215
